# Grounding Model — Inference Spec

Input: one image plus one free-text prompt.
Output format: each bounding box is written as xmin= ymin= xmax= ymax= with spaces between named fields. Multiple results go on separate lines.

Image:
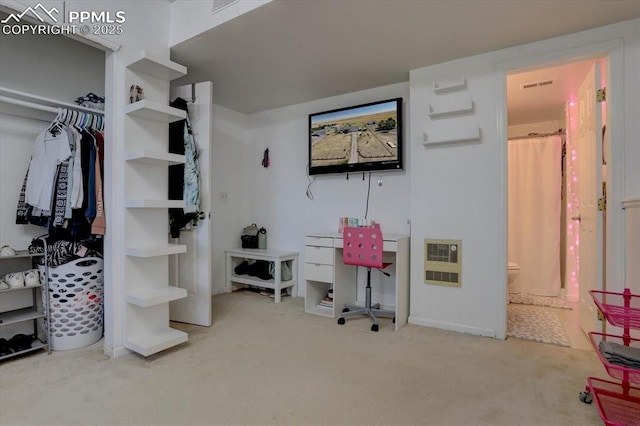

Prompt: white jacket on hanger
xmin=25 ymin=129 xmax=71 ymax=211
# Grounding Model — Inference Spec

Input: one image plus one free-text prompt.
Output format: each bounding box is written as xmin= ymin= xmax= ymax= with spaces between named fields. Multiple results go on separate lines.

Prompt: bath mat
xmin=507 ymin=305 xmax=570 ymax=347
xmin=509 ymin=293 xmax=573 ymax=310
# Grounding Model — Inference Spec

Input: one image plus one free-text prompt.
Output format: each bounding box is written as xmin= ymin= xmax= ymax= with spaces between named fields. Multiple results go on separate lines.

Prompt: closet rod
xmin=0 ymin=87 xmax=104 ymax=116
xmin=0 ymin=96 xmax=59 ymax=114
xmin=508 ymin=131 xmax=565 ymax=141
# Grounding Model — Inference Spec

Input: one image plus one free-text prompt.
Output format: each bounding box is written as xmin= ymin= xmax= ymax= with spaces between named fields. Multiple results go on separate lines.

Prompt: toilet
xmin=507 ymin=261 xmax=520 ymax=293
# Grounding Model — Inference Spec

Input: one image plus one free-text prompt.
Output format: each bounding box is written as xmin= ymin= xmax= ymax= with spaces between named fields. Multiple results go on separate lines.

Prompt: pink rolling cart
xmin=580 ymin=289 xmax=640 ymax=425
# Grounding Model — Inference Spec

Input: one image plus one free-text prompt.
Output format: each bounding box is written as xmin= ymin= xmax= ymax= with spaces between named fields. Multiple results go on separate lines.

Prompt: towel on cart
xmin=599 ymin=340 xmax=640 ymax=369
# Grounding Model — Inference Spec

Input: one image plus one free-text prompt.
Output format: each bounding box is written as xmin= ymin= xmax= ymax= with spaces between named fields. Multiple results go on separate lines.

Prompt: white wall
xmin=409 ymin=19 xmax=639 ymax=337
xmin=245 ymin=82 xmax=411 ymax=298
xmin=210 ymin=103 xmax=252 ymax=295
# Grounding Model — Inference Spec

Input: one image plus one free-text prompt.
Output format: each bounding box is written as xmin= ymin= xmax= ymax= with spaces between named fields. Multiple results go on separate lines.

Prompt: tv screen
xmin=309 ymin=98 xmax=403 ymax=175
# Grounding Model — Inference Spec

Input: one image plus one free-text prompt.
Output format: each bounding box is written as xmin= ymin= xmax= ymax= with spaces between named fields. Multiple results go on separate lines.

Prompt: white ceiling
xmin=170 ymin=0 xmax=640 ymax=115
xmin=507 ymin=60 xmax=594 ymax=125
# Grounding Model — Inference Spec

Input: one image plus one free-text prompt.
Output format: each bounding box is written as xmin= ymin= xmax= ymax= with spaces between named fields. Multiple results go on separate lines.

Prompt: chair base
xmin=337 ymin=278 xmax=395 ymax=331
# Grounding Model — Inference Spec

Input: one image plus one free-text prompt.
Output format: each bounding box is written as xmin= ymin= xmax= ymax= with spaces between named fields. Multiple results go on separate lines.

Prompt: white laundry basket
xmin=40 ymin=257 xmax=104 ymax=350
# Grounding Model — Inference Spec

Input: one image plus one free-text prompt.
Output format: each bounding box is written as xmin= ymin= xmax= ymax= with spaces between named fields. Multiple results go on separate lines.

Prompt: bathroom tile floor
xmin=511 ymin=302 xmax=593 ymax=351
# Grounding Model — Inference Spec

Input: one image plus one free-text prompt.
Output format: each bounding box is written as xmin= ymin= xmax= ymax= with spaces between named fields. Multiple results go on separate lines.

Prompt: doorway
xmin=505 ymin=57 xmax=606 ymax=349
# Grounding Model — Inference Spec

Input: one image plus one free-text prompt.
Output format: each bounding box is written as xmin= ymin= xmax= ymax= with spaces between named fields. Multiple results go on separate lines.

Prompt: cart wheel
xmin=393 ymin=316 xmax=396 ymax=324
xmin=371 ymin=324 xmax=379 ymax=332
xmin=342 ymin=308 xmax=350 ymax=313
xmin=337 ymin=318 xmax=345 ymax=325
xmin=579 ymin=391 xmax=593 ymax=404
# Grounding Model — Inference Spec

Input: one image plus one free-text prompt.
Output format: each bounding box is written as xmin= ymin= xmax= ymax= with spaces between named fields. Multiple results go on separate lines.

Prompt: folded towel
xmin=599 ymin=340 xmax=640 ymax=368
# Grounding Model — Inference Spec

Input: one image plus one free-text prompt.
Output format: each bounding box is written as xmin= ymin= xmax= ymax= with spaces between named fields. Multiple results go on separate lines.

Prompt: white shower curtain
xmin=508 ymin=135 xmax=562 ymax=296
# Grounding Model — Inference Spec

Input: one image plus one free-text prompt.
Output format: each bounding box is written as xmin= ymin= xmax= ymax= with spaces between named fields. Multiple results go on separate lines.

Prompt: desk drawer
xmin=305 ymin=236 xmax=334 ymax=248
xmin=304 ymin=263 xmax=333 ymax=283
xmin=334 ymin=237 xmax=397 ymax=252
xmin=305 ymin=246 xmax=333 ymax=265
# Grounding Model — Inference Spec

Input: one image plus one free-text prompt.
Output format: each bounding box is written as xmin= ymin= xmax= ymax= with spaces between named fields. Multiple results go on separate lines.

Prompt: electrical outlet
xmin=220 ymin=191 xmax=229 ymax=202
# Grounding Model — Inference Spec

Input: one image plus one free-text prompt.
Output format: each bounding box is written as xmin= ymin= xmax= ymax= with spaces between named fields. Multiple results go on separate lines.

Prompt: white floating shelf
xmin=125 ymin=328 xmax=188 ymax=357
xmin=126 ymin=244 xmax=187 ymax=258
xmin=423 ymin=125 xmax=481 ymax=145
xmin=433 ymin=78 xmax=466 ymax=94
xmin=126 ymin=51 xmax=187 ymax=81
xmin=126 ymin=199 xmax=185 ymax=209
xmin=125 ymin=100 xmax=186 ymax=123
xmin=126 ymin=286 xmax=187 ymax=307
xmin=428 ymin=100 xmax=474 ymax=118
xmin=125 ymin=150 xmax=185 ymax=165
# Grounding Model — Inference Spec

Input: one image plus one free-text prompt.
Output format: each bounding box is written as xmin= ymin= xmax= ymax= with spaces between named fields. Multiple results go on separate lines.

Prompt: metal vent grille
xmin=212 ymin=0 xmax=238 ymax=13
xmin=520 ymin=80 xmax=553 ymax=90
xmin=424 ymin=239 xmax=462 ymax=287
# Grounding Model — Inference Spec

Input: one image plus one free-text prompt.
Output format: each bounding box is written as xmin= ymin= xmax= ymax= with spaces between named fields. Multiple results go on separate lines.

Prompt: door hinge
xmin=597 ymin=88 xmax=606 ymax=102
xmin=598 ymin=197 xmax=606 ymax=212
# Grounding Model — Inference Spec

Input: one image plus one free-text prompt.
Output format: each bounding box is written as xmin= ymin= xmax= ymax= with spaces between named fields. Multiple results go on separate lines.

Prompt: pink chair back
xmin=343 ymin=227 xmax=383 ymax=268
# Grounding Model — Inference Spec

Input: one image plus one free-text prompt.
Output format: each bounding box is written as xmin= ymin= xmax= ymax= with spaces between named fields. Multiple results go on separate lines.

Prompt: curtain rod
xmin=508 ymin=131 xmax=565 ymax=141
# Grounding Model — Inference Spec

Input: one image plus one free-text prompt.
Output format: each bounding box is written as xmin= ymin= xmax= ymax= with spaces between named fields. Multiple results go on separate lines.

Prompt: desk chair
xmin=337 ymin=226 xmax=395 ymax=332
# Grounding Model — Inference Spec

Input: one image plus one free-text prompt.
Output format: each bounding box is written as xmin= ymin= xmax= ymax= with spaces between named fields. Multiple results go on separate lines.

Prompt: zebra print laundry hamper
xmin=39 ymin=257 xmax=104 ymax=350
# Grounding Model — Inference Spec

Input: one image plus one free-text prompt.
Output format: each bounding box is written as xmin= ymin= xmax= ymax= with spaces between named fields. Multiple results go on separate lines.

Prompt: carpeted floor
xmin=508 ymin=304 xmax=571 ymax=347
xmin=0 ymin=292 xmax=603 ymax=425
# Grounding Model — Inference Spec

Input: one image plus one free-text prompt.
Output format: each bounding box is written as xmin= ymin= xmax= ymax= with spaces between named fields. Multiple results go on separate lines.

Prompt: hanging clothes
xmin=168 ymin=97 xmax=201 ymax=238
xmin=15 ymin=108 xmax=106 ymax=240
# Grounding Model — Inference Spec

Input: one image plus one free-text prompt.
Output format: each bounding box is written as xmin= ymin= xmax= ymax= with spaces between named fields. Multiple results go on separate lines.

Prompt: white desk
xmin=303 ymin=232 xmax=409 ymax=331
xmin=226 ymin=248 xmax=298 ymax=303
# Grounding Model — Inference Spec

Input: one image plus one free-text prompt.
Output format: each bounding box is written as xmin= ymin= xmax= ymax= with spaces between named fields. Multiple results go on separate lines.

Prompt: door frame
xmin=495 ymin=39 xmax=624 ymax=340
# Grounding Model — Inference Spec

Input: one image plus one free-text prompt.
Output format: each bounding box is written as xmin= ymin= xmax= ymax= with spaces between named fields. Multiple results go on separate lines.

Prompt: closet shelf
xmin=125 ymin=199 xmax=185 ymax=209
xmin=125 ymin=150 xmax=185 ymax=165
xmin=126 ymin=51 xmax=187 ymax=81
xmin=126 ymin=286 xmax=187 ymax=307
xmin=125 ymin=100 xmax=186 ymax=123
xmin=126 ymin=244 xmax=187 ymax=258
xmin=125 ymin=328 xmax=188 ymax=357
xmin=0 ymin=308 xmax=45 ymax=327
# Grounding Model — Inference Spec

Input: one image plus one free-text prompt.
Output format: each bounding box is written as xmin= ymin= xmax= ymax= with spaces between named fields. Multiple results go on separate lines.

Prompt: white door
xmin=169 ymin=82 xmax=213 ymax=326
xmin=576 ymin=63 xmax=603 ymax=335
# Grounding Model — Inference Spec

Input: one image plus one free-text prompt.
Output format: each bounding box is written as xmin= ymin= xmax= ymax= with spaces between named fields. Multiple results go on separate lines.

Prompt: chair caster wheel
xmin=371 ymin=324 xmax=379 ymax=332
xmin=342 ymin=308 xmax=350 ymax=313
xmin=337 ymin=318 xmax=345 ymax=325
xmin=579 ymin=391 xmax=593 ymax=404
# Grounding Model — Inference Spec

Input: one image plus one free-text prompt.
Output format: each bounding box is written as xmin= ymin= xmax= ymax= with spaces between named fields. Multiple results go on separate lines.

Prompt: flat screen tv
xmin=308 ymin=97 xmax=403 ymax=175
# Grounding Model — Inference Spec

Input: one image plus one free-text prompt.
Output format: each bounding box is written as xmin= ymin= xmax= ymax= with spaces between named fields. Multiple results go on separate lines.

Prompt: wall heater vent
xmin=520 ymin=80 xmax=553 ymax=90
xmin=424 ymin=239 xmax=462 ymax=287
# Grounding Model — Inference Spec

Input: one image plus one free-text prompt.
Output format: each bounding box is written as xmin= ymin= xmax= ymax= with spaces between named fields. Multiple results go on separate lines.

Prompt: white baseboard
xmin=408 ymin=315 xmax=497 ymax=338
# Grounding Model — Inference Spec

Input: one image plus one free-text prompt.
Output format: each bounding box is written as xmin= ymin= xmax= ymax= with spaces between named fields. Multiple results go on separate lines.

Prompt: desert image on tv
xmin=310 ymin=101 xmax=398 ymax=167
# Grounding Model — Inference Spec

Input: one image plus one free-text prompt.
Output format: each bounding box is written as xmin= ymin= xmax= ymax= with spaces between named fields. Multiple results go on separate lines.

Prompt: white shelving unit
xmin=0 ymin=252 xmax=49 ymax=361
xmin=124 ymin=100 xmax=185 ymax=123
xmin=226 ymin=248 xmax=298 ymax=304
xmin=123 ymin=51 xmax=189 ymax=356
xmin=125 ymin=150 xmax=185 ymax=165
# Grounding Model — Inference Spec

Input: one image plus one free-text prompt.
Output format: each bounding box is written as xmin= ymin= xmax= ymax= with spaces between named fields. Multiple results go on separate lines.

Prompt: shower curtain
xmin=508 ymin=135 xmax=562 ymax=296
